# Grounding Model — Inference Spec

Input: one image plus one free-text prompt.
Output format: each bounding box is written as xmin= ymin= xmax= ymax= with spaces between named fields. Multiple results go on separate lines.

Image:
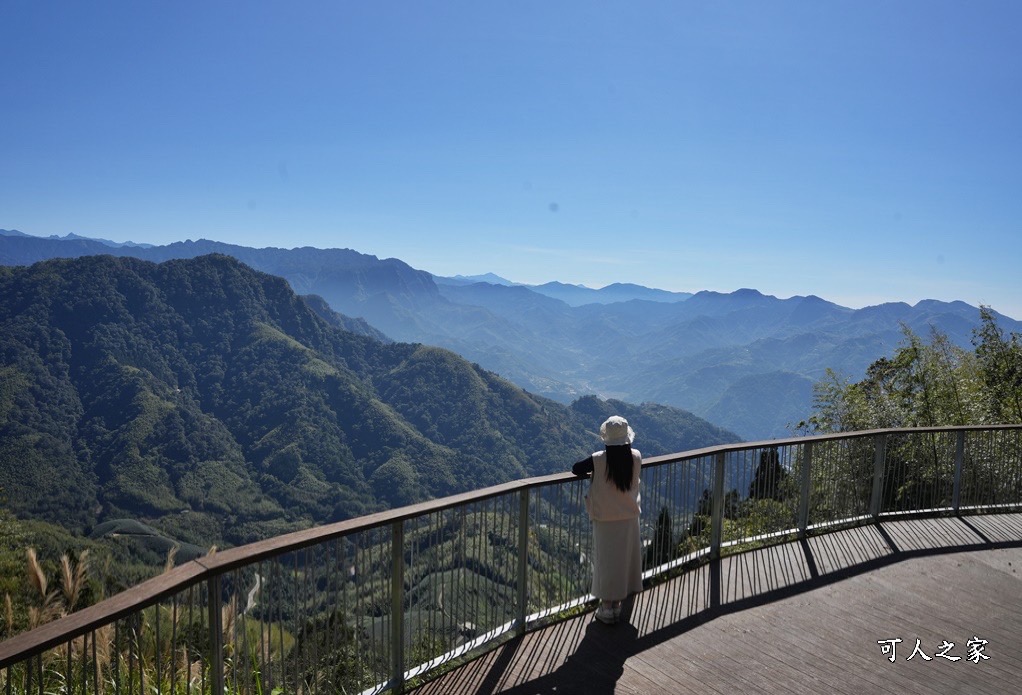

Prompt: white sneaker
xmin=595 ymin=604 xmax=617 ymax=624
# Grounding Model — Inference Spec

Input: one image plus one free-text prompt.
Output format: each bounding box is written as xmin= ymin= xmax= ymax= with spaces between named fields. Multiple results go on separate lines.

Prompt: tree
xmin=748 ymin=447 xmax=788 ymax=502
xmin=646 ymin=507 xmax=673 ymax=567
xmin=804 ymin=321 xmax=1003 ymax=433
xmin=973 ymin=306 xmax=1022 ymax=423
xmin=796 ymin=312 xmax=1022 ymax=516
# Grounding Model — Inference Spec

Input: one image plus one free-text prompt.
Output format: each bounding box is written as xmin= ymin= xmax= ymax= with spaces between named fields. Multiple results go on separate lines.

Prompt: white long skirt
xmin=590 ymin=517 xmax=643 ymax=601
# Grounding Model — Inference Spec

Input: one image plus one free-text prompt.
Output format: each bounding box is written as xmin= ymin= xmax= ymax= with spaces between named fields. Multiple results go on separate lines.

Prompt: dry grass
xmin=163 ymin=545 xmax=179 ymax=574
xmin=23 ymin=547 xmax=93 ymax=630
xmin=3 ymin=592 xmax=12 ymax=637
xmin=60 ymin=549 xmax=90 ymax=611
xmin=26 ymin=547 xmax=63 ymax=629
xmin=26 ymin=547 xmax=47 ymax=597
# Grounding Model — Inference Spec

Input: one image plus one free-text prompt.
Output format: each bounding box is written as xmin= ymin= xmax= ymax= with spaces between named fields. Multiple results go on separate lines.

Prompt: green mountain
xmin=0 ymin=254 xmax=739 ymax=552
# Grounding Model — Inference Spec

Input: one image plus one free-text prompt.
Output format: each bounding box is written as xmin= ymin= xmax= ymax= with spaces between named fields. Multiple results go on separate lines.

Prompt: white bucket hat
xmin=600 ymin=415 xmax=634 ymax=446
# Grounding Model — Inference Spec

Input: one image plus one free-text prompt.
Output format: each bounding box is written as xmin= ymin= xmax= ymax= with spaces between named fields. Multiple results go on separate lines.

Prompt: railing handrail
xmin=3 ymin=423 xmax=1021 ymax=671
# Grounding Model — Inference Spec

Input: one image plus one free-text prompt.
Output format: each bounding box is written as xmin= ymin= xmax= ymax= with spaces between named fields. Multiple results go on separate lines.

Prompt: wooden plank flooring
xmin=411 ymin=513 xmax=1022 ymax=694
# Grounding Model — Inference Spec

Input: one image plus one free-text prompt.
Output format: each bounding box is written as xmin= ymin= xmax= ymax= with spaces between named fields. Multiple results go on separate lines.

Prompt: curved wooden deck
xmin=412 ymin=513 xmax=1022 ymax=694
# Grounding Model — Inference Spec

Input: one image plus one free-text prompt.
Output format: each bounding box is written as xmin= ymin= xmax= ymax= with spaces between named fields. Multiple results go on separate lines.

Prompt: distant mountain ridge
xmin=1 ymin=228 xmax=153 ymax=248
xmin=434 ymin=273 xmax=693 ymax=306
xmin=3 ymin=230 xmax=1017 ymax=439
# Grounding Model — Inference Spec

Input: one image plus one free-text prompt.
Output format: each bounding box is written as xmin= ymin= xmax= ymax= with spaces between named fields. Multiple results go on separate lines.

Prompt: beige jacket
xmin=582 ymin=448 xmax=642 ymax=521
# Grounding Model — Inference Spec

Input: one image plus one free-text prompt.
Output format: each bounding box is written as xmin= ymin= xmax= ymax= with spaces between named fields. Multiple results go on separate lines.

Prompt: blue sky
xmin=3 ymin=1 xmax=1021 ymax=318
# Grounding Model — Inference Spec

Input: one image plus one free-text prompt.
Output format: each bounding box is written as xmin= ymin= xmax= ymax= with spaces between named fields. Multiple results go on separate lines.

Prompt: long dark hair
xmin=605 ymin=444 xmax=634 ymax=492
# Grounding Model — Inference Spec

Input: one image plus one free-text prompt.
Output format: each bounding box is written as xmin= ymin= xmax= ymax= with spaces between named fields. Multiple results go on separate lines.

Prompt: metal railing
xmin=2 ymin=425 xmax=1021 ymax=694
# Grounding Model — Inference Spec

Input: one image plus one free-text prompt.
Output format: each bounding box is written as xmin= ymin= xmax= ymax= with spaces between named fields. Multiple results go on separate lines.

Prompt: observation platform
xmin=412 ymin=513 xmax=1022 ymax=694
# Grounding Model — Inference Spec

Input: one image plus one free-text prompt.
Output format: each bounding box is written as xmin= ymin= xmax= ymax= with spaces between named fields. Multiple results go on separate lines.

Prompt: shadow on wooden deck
xmin=411 ymin=513 xmax=1022 ymax=694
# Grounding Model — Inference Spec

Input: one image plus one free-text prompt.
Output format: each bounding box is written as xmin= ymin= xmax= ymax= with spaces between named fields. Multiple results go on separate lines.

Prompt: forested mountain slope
xmin=0 ymin=254 xmax=738 ymax=552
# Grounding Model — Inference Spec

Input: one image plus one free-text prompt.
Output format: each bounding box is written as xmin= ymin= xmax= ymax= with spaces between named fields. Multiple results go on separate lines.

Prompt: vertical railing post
xmin=207 ymin=574 xmax=225 ymax=695
xmin=709 ymin=452 xmax=726 ymax=559
xmin=798 ymin=441 xmax=814 ymax=537
xmin=952 ymin=430 xmax=965 ymax=513
xmin=516 ymin=488 xmax=530 ymax=634
xmin=870 ymin=433 xmax=888 ymax=519
xmin=390 ymin=520 xmax=405 ymax=692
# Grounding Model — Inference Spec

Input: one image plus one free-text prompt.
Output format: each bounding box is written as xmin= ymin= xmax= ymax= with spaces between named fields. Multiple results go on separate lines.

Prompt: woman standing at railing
xmin=572 ymin=415 xmax=643 ymax=624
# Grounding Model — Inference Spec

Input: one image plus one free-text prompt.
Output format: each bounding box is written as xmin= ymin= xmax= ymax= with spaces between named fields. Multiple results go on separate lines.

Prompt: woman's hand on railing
xmin=572 ymin=456 xmax=594 ymax=477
